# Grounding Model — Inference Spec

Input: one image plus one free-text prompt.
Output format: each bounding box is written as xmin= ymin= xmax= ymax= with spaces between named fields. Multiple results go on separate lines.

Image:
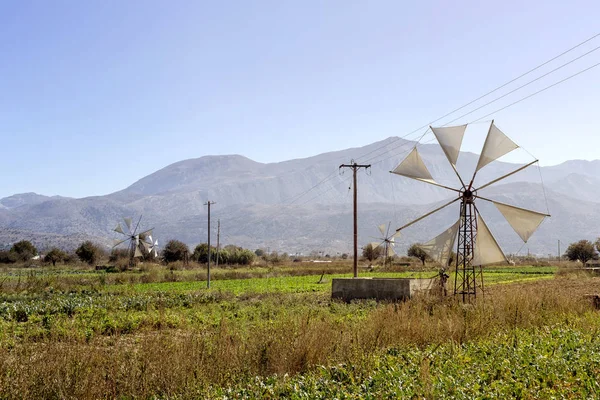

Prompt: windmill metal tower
xmin=391 ymin=121 xmax=550 ymax=301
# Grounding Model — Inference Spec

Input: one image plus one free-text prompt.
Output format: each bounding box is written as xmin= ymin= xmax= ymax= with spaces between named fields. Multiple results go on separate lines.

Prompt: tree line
xmin=363 ymin=239 xmax=600 ymax=267
xmin=3 ymin=237 xmax=600 ymax=267
xmin=0 ymin=239 xmax=258 ymax=267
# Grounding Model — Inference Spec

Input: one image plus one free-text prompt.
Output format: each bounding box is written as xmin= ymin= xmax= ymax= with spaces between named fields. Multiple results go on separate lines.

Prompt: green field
xmin=0 ymin=262 xmax=598 ymax=398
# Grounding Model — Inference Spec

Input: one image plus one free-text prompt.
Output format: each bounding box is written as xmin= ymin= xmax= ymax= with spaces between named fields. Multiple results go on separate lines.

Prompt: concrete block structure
xmin=331 ymin=277 xmax=434 ymax=302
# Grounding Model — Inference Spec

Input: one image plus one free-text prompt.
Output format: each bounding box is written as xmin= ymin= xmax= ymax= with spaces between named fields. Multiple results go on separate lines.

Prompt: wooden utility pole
xmin=216 ymin=219 xmax=221 ymax=268
xmin=339 ymin=161 xmax=371 ymax=278
xmin=558 ymin=239 xmax=561 ymax=262
xmin=204 ymin=200 xmax=216 ymax=288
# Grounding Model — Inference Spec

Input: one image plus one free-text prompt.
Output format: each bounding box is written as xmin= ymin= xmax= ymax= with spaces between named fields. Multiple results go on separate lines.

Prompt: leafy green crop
xmin=216 ymin=326 xmax=600 ymax=399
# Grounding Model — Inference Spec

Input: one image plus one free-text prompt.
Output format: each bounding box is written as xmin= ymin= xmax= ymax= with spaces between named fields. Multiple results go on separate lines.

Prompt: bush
xmin=407 ymin=244 xmax=430 ymax=266
xmin=192 ymin=243 xmax=210 ymax=264
xmin=109 ymin=248 xmax=130 ymax=263
xmin=362 ymin=243 xmax=381 ymax=262
xmin=9 ymin=240 xmax=37 ymax=262
xmin=0 ymin=250 xmax=17 ymax=264
xmin=231 ymin=249 xmax=255 ymax=265
xmin=75 ymin=241 xmax=101 ymax=265
xmin=193 ymin=244 xmax=231 ymax=265
xmin=162 ymin=240 xmax=189 ymax=264
xmin=565 ymin=240 xmax=598 ymax=266
xmin=214 ymin=249 xmax=229 ymax=265
xmin=45 ymin=248 xmax=68 ymax=267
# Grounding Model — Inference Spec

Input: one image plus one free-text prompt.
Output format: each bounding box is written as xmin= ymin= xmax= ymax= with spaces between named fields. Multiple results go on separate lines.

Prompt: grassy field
xmin=0 ymin=262 xmax=597 ymax=398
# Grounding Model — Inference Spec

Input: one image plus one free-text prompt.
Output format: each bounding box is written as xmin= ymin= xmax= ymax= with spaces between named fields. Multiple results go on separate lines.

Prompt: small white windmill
xmin=146 ymin=234 xmax=159 ymax=258
xmin=369 ymin=222 xmax=401 ymax=267
xmin=391 ymin=121 xmax=550 ymax=301
xmin=113 ymin=216 xmax=156 ymax=266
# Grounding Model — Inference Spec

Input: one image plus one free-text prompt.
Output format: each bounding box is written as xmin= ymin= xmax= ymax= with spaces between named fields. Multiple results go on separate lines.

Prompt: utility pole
xmin=216 ymin=219 xmax=221 ymax=269
xmin=204 ymin=200 xmax=216 ymax=288
xmin=558 ymin=239 xmax=561 ymax=262
xmin=339 ymin=160 xmax=371 ymax=278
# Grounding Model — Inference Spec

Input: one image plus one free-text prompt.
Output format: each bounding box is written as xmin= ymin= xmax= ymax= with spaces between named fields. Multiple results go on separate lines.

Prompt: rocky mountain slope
xmin=0 ymin=136 xmax=598 ymax=256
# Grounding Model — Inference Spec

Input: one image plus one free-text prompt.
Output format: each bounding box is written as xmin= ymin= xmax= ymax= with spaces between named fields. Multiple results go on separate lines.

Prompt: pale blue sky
xmin=1 ymin=0 xmax=599 ymax=199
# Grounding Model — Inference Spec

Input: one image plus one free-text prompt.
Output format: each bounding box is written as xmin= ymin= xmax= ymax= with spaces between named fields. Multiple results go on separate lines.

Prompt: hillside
xmin=0 ymin=136 xmax=598 ymax=256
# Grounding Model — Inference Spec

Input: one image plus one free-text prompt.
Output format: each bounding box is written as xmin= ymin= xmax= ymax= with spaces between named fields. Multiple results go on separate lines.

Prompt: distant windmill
xmin=370 ymin=222 xmax=401 ymax=268
xmin=391 ymin=121 xmax=550 ymax=301
xmin=112 ymin=216 xmax=157 ymax=266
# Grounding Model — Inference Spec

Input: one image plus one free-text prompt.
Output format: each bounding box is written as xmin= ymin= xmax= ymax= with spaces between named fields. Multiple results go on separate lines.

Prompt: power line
xmin=354 ymin=31 xmax=600 ymax=164
xmin=287 ymin=170 xmax=339 ymax=205
xmin=215 ymin=171 xmax=353 ymax=243
xmin=472 ymin=61 xmax=600 ymax=123
xmin=204 ymin=33 xmax=600 ymax=247
xmin=363 ymin=47 xmax=600 ymax=168
xmin=361 ymin=129 xmax=430 ymax=165
xmin=426 ymin=32 xmax=600 ymax=127
xmin=218 ymin=32 xmax=600 ymax=220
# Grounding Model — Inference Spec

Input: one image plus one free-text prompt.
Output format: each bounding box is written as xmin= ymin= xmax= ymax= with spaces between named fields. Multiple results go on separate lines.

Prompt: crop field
xmin=0 ymin=262 xmax=598 ymax=398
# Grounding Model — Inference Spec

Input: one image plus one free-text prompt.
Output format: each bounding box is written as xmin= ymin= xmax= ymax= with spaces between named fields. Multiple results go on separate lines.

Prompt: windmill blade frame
xmin=394 ymin=197 xmax=461 ymax=234
xmin=132 ymin=215 xmax=143 ymax=235
xmin=430 ymin=124 xmax=468 ymax=188
xmin=476 ymin=195 xmax=550 ymax=243
xmin=477 ymin=159 xmax=539 ymax=191
xmin=123 ymin=218 xmax=133 ymax=233
xmin=390 ymin=148 xmax=460 ymax=193
xmin=391 ymin=121 xmax=549 ymax=301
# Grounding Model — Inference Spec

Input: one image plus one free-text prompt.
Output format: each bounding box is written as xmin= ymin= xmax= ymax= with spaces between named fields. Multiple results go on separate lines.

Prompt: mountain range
xmin=1 ymin=136 xmax=599 ymax=256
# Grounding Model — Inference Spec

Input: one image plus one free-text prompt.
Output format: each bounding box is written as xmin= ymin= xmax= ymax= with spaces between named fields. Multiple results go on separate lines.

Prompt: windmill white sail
xmin=112 ymin=215 xmax=158 ymax=266
xmin=391 ymin=148 xmax=435 ymax=182
xmin=475 ymin=123 xmax=519 ymax=172
xmin=491 ymin=200 xmax=547 ymax=243
xmin=391 ymin=120 xmax=550 ymax=299
xmin=430 ymin=124 xmax=467 ymax=167
xmin=391 ymin=148 xmax=459 ymax=192
xmin=370 ymin=222 xmax=401 ymax=267
xmin=418 ymin=220 xmax=460 ymax=267
xmin=471 ymin=214 xmax=508 ymax=266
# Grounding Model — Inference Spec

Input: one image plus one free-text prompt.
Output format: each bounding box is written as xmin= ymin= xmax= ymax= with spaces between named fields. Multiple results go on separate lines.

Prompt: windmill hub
xmin=460 ymin=188 xmax=475 ymax=203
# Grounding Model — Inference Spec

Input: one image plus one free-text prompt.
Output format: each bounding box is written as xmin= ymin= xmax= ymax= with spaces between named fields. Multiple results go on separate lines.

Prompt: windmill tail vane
xmin=390 ymin=121 xmax=550 ymax=300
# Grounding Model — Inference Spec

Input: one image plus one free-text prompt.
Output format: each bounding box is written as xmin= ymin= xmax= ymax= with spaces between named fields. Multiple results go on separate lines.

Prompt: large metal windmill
xmin=391 ymin=121 xmax=550 ymax=301
xmin=113 ymin=216 xmax=157 ymax=267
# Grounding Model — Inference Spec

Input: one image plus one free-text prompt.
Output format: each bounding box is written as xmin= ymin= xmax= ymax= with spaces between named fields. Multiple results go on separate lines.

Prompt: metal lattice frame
xmin=453 ymin=194 xmax=482 ymax=301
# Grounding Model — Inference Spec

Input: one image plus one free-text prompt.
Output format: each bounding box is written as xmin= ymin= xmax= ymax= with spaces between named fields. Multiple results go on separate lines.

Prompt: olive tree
xmin=10 ymin=240 xmax=37 ymax=262
xmin=362 ymin=243 xmax=381 ymax=262
xmin=407 ymin=244 xmax=430 ymax=266
xmin=45 ymin=248 xmax=68 ymax=267
xmin=565 ymin=240 xmax=598 ymax=266
xmin=163 ymin=240 xmax=190 ymax=264
xmin=75 ymin=241 xmax=101 ymax=265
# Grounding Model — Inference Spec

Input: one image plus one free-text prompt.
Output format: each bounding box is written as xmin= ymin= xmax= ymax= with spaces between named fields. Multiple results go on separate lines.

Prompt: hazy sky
xmin=1 ymin=1 xmax=599 ymax=199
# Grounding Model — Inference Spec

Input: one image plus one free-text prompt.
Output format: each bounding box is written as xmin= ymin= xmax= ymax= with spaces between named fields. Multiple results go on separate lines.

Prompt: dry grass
xmin=0 ymin=275 xmax=598 ymax=398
